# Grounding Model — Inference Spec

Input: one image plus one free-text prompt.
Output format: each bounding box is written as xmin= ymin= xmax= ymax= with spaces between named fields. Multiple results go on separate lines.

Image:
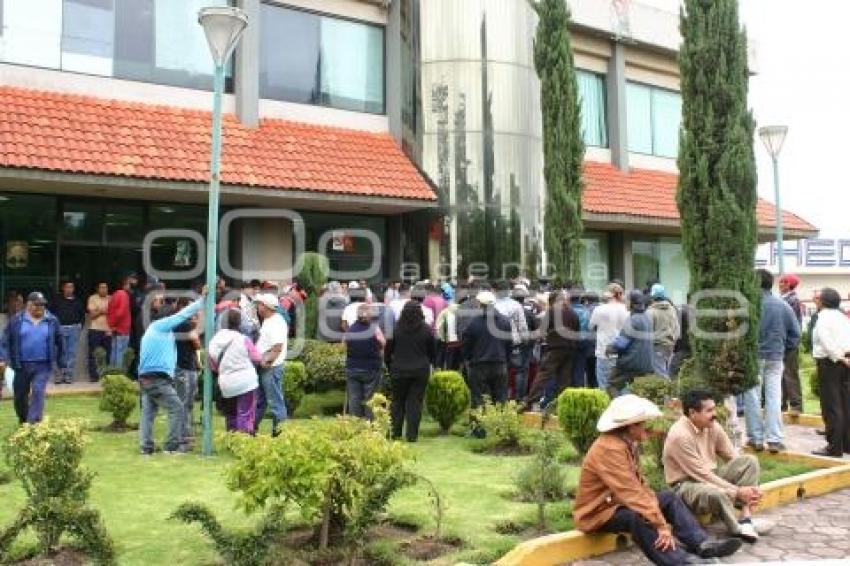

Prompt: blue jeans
xmin=58 ymin=324 xmax=81 ymax=382
xmin=174 ymin=368 xmax=198 ymax=446
xmin=596 ymin=356 xmax=615 ymax=391
xmin=256 ymin=365 xmax=287 ymax=433
xmin=110 ymin=334 xmax=130 ymax=368
xmin=346 ymin=368 xmax=382 ymax=419
xmin=139 ymin=374 xmax=184 ymax=453
xmin=743 ymin=358 xmax=784 ymax=445
xmin=652 ymin=345 xmax=673 ymax=378
xmin=14 ymin=361 xmax=51 ymax=424
xmin=511 ymin=345 xmax=532 ymax=400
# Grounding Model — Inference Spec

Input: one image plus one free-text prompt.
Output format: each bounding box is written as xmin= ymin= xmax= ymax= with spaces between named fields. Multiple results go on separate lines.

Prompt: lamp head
xmin=198 ymin=6 xmax=248 ymax=67
xmin=758 ymin=125 xmax=788 ymax=158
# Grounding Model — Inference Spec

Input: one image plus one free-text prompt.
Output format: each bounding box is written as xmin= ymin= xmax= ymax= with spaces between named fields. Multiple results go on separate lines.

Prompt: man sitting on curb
xmin=574 ymin=394 xmax=743 ymax=565
xmin=663 ymin=389 xmax=767 ymax=544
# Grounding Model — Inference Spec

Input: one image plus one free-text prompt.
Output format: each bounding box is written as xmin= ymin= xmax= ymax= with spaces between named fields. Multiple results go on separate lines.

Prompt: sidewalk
xmin=571 ymin=487 xmax=850 ymax=564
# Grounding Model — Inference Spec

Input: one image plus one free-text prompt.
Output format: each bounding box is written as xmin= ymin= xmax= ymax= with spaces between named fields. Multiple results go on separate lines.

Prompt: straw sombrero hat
xmin=597 ymin=394 xmax=662 ymax=433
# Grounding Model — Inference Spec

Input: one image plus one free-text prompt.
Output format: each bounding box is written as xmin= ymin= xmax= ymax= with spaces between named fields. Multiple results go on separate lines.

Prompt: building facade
xmin=0 ymin=0 xmax=816 ymax=306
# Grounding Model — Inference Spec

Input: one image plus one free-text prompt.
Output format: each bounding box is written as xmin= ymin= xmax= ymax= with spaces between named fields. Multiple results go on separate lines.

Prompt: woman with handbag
xmin=208 ymin=309 xmax=263 ymax=434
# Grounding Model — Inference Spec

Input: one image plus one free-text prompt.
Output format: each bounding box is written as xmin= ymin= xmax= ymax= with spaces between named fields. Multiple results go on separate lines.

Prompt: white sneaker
xmin=736 ymin=520 xmax=759 ymax=543
xmin=750 ymin=517 xmax=774 ymax=535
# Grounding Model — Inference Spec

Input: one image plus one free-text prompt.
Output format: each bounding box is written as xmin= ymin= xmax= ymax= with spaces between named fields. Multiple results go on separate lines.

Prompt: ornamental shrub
xmin=283 ymin=361 xmax=308 ymax=415
xmin=514 ymin=430 xmax=568 ymax=503
xmin=299 ymin=340 xmax=347 ymax=391
xmin=425 ymin=371 xmax=470 ymax=434
xmin=0 ymin=419 xmax=114 ymax=564
xmin=469 ymin=400 xmax=526 ymax=452
xmin=557 ymin=388 xmax=609 ymax=455
xmin=98 ymin=374 xmax=139 ymax=430
xmin=630 ymin=375 xmax=673 ymax=408
xmin=222 ymin=413 xmax=414 ymax=555
xmin=171 ymin=502 xmax=286 ymax=566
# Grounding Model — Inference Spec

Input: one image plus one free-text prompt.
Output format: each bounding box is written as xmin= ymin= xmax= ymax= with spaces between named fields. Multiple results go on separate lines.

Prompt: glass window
xmin=259 ymin=6 xmax=320 ymax=105
xmin=62 ymin=202 xmax=103 ymax=243
xmin=62 ymin=0 xmax=114 ymax=76
xmin=114 ymin=0 xmax=231 ymax=91
xmin=0 ymin=0 xmax=232 ymax=91
xmin=319 ymin=17 xmax=384 ymax=113
xmin=259 ymin=4 xmax=386 ymax=115
xmin=576 ymin=70 xmax=607 ymax=148
xmin=632 ymin=237 xmax=690 ymax=305
xmin=0 ymin=0 xmax=62 ymax=68
xmin=651 ymin=88 xmax=682 ymax=158
xmin=103 ymin=204 xmax=143 ymax=245
xmin=302 ymin=212 xmax=387 ymax=280
xmin=626 ymin=82 xmax=652 ymax=154
xmin=0 ymin=193 xmax=58 ymax=301
xmin=580 ymin=232 xmax=609 ymax=292
xmin=627 ymin=81 xmax=682 ymax=157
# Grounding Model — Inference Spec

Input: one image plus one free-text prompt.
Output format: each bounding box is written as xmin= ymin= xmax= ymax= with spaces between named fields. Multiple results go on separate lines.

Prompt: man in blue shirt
xmin=743 ymin=270 xmax=801 ymax=453
xmin=0 ymin=292 xmax=62 ymax=424
xmin=138 ymin=288 xmax=206 ymax=455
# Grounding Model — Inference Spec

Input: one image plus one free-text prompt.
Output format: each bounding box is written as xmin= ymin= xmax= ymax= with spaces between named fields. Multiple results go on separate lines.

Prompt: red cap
xmin=779 ymin=274 xmax=800 ymax=289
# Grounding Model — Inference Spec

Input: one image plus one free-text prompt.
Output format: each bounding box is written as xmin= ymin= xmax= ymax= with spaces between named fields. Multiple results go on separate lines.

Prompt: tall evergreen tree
xmin=534 ymin=0 xmax=585 ymax=283
xmin=677 ymin=0 xmax=760 ymax=395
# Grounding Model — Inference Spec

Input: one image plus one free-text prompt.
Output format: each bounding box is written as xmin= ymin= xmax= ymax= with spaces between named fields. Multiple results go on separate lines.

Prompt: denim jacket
xmin=759 ymin=291 xmax=801 ymax=361
xmin=0 ymin=311 xmax=63 ymax=369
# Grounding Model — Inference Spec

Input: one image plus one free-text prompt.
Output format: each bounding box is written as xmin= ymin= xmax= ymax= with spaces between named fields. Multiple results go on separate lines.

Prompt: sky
xmin=639 ymin=0 xmax=850 ymax=238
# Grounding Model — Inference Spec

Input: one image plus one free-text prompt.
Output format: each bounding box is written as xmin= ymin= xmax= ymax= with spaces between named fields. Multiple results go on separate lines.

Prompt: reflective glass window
xmin=651 ymin=88 xmax=682 ymax=158
xmin=632 ymin=237 xmax=689 ymax=304
xmin=103 ymin=204 xmax=143 ymax=245
xmin=580 ymin=232 xmax=609 ymax=292
xmin=0 ymin=193 xmax=58 ymax=302
xmin=627 ymin=82 xmax=653 ymax=154
xmin=0 ymin=0 xmax=232 ymax=91
xmin=62 ymin=0 xmax=114 ymax=76
xmin=62 ymin=202 xmax=103 ymax=243
xmin=0 ymin=0 xmax=62 ymax=68
xmin=627 ymin=81 xmax=682 ymax=157
xmin=259 ymin=4 xmax=385 ymax=114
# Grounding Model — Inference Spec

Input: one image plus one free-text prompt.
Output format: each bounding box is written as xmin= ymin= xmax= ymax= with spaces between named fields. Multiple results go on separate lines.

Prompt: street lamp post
xmin=198 ymin=6 xmax=248 ymax=456
xmin=758 ymin=125 xmax=789 ymax=276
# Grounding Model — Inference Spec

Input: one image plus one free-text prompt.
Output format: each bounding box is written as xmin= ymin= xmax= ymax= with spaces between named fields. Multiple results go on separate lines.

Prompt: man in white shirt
xmin=811 ymin=287 xmax=850 ymax=457
xmin=253 ymin=293 xmax=288 ymax=437
xmin=387 ymin=282 xmax=433 ymax=328
xmin=589 ymin=283 xmax=629 ymax=392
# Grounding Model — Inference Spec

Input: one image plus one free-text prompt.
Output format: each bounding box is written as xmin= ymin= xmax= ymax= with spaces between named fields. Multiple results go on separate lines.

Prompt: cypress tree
xmin=677 ymin=0 xmax=760 ymax=395
xmin=534 ymin=0 xmax=585 ymax=283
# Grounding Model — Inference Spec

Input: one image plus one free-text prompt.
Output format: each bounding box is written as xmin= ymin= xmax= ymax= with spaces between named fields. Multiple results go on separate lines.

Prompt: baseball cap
xmin=27 ymin=291 xmax=47 ymax=306
xmin=253 ymin=293 xmax=279 ymax=310
xmin=476 ymin=290 xmax=496 ymax=305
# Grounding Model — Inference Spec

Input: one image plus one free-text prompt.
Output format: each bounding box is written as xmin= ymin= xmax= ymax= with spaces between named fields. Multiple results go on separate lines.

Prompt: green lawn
xmin=0 ymin=390 xmax=821 ymax=566
xmin=0 ymin=394 xmax=578 ymax=565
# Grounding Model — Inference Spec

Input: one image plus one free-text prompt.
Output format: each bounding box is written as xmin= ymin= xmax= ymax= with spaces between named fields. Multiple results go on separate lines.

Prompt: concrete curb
xmin=494 ymin=449 xmax=850 ymax=566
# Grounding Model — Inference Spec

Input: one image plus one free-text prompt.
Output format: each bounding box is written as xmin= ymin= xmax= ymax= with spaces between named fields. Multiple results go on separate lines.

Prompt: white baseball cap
xmin=253 ymin=293 xmax=279 ymax=310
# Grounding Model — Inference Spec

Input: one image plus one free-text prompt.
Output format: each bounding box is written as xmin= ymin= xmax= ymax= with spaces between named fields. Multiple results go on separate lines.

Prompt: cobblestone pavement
xmin=570 ymin=487 xmax=850 ymax=564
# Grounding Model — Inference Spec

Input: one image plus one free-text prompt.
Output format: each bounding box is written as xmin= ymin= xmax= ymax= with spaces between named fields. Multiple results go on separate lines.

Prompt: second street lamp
xmin=758 ymin=125 xmax=789 ymax=275
xmin=198 ymin=6 xmax=248 ymax=456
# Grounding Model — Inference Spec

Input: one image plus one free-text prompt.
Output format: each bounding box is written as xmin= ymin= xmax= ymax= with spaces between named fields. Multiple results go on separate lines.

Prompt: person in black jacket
xmin=461 ymin=290 xmax=513 ymax=408
xmin=385 ymin=302 xmax=435 ymax=442
xmin=523 ymin=290 xmax=580 ymax=410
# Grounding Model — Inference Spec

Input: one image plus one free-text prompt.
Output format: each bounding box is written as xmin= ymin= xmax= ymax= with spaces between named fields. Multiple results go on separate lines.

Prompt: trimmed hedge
xmin=425 ymin=371 xmax=470 ymax=434
xmin=557 ymin=388 xmax=609 ymax=455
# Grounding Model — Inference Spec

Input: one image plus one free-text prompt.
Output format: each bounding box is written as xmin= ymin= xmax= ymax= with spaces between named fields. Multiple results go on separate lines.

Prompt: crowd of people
xmin=2 ymin=268 xmax=850 ymax=462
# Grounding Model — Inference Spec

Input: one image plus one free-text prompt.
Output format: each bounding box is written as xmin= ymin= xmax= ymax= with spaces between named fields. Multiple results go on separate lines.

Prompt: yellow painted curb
xmin=782 ymin=412 xmax=824 ymax=428
xmin=494 ymin=450 xmax=850 ymax=566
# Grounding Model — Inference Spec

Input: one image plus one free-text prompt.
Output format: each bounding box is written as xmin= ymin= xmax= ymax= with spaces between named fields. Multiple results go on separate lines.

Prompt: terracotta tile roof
xmin=583 ymin=161 xmax=817 ymax=234
xmin=0 ymin=86 xmax=436 ymax=201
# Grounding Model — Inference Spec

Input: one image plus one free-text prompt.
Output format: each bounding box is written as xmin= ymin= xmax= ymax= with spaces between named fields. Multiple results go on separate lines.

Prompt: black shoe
xmin=816 ymin=429 xmax=826 ymax=436
xmin=696 ymin=537 xmax=742 ymax=558
xmin=746 ymin=441 xmax=764 ymax=452
xmin=812 ymin=447 xmax=842 ymax=458
xmin=684 ymin=554 xmax=719 ymax=565
xmin=767 ymin=442 xmax=786 ymax=454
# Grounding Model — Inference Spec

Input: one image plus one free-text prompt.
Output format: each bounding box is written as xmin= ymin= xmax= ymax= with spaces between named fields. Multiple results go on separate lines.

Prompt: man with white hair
xmin=253 ymin=293 xmax=288 ymax=436
xmin=574 ymin=395 xmax=742 ymax=565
